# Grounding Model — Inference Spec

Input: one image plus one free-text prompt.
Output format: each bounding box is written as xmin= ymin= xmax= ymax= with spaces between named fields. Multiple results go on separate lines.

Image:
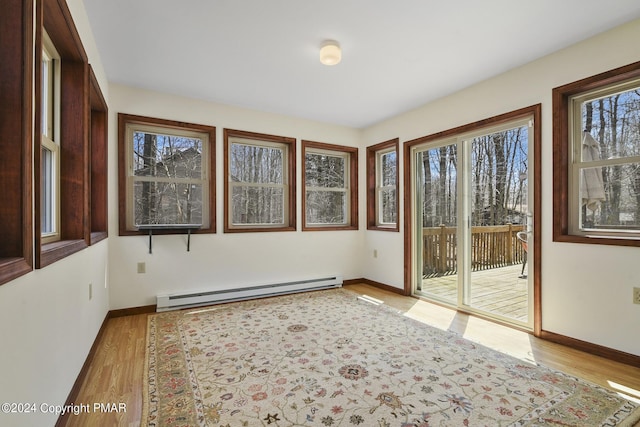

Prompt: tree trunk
xmin=438 ymin=146 xmax=447 ymax=224
xmin=142 ymin=133 xmax=157 ymax=223
xmin=422 ymin=151 xmax=432 ymax=227
xmin=493 ymin=133 xmax=507 ymax=225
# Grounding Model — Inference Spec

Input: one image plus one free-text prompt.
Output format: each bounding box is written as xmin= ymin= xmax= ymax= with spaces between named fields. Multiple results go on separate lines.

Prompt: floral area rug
xmin=142 ymin=289 xmax=640 ymax=426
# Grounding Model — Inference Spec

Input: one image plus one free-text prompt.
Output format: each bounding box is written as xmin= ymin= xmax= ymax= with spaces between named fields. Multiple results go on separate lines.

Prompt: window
xmin=2 ymin=0 xmax=103 ymax=276
xmin=36 ymin=0 xmax=93 ymax=268
xmin=0 ymin=0 xmax=33 ymax=285
xmin=224 ymin=129 xmax=296 ymax=232
xmin=40 ymin=32 xmax=60 ymax=244
xmin=302 ymin=140 xmax=358 ymax=230
xmin=553 ymin=61 xmax=640 ymax=245
xmin=119 ymin=114 xmax=215 ymax=234
xmin=367 ymin=138 xmax=399 ymax=231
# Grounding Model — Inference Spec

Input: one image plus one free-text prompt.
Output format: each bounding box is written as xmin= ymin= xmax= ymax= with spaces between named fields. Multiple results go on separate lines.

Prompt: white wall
xmin=0 ymin=245 xmax=110 ymax=427
xmin=107 ymin=85 xmax=365 ymax=309
xmin=0 ymin=1 xmax=110 ymax=426
xmin=362 ymin=19 xmax=640 ymax=356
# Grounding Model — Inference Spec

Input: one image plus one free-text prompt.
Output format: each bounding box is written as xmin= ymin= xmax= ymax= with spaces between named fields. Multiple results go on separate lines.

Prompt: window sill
xmin=90 ymin=231 xmax=108 ymax=245
xmin=367 ymin=224 xmax=399 ymax=232
xmin=224 ymin=225 xmax=296 ymax=233
xmin=0 ymin=258 xmax=32 ymax=286
xmin=553 ymin=232 xmax=640 ymax=247
xmin=39 ymin=239 xmax=88 ymax=268
xmin=302 ymin=225 xmax=359 ymax=231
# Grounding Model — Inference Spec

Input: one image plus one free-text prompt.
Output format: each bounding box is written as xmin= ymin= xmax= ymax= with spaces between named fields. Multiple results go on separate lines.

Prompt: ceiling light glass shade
xmin=320 ymin=41 xmax=341 ymax=66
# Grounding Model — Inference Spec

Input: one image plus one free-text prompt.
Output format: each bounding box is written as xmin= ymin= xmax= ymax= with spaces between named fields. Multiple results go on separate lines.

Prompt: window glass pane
xmin=230 ymin=143 xmax=284 ymax=184
xmin=380 ymin=151 xmax=397 ymax=186
xmin=133 ymin=132 xmax=203 ymax=179
xmin=134 ymin=182 xmax=203 ymax=225
xmin=231 ymin=186 xmax=284 ymax=225
xmin=380 ymin=188 xmax=397 ymax=223
xmin=41 ymin=36 xmax=57 ymax=142
xmin=581 ymin=89 xmax=640 ymax=161
xmin=41 ymin=55 xmax=50 ymax=137
xmin=306 ymin=190 xmax=346 ymax=224
xmin=305 ymin=153 xmax=345 ymax=188
xmin=579 ymin=163 xmax=640 ymax=230
xmin=579 ymin=86 xmax=640 ymax=232
xmin=41 ymin=147 xmax=54 ymax=234
xmin=40 ymin=34 xmax=60 ymax=242
xmin=420 ymin=145 xmax=458 ymax=227
xmin=470 ymin=126 xmax=529 ymax=226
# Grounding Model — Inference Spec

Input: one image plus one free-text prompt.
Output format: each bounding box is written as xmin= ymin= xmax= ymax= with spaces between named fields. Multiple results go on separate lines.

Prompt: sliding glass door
xmin=416 ymin=142 xmax=459 ymax=305
xmin=413 ymin=117 xmax=534 ymax=329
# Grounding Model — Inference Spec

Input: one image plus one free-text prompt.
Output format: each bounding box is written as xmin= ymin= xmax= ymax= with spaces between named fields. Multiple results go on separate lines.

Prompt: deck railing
xmin=422 ymin=224 xmax=526 ymax=276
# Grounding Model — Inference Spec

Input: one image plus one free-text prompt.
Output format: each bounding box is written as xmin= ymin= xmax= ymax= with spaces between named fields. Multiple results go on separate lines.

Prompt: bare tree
xmin=134 ymin=132 xmax=204 ymax=226
xmin=582 ymin=88 xmax=640 ymax=229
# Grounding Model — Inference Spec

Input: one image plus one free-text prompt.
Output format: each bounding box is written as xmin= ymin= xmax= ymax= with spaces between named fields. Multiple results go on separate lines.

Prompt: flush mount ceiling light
xmin=319 ymin=40 xmax=341 ymax=66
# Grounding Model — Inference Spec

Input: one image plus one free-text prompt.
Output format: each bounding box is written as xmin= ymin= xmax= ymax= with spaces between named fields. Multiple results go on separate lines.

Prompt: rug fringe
xmin=140 ymin=314 xmax=153 ymax=427
xmin=618 ymin=404 xmax=640 ymax=427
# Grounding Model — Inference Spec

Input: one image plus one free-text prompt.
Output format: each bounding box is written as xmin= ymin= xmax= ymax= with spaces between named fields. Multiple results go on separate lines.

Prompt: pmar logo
xmin=94 ymin=403 xmax=127 ymax=413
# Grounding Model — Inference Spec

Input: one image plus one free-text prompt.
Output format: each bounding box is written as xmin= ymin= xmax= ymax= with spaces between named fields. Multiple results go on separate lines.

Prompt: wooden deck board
xmin=420 ymin=264 xmax=529 ymax=322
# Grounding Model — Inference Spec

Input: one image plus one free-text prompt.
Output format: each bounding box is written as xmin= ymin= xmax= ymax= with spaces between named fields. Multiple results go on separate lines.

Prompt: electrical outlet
xmin=633 ymin=287 xmax=640 ymax=305
xmin=137 ymin=262 xmax=146 ymax=274
xmin=89 ymin=283 xmax=92 ymax=300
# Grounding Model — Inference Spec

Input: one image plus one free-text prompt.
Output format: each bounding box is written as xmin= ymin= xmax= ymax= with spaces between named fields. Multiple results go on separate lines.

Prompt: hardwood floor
xmin=60 ymin=314 xmax=147 ymax=427
xmin=59 ymin=282 xmax=640 ymax=426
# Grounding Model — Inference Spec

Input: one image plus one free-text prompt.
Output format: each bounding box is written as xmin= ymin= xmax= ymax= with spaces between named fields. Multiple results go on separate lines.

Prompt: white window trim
xmin=124 ymin=122 xmax=210 ymax=230
xmin=305 ymin=148 xmax=350 ymax=226
xmin=41 ymin=31 xmax=61 ymax=244
xmin=227 ymin=137 xmax=289 ymax=228
xmin=568 ymin=77 xmax=640 ymax=239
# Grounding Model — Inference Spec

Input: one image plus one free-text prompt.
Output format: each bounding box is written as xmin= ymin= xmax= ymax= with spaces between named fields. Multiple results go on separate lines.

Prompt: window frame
xmin=223 ymin=129 xmax=296 ymax=233
xmin=302 ymin=140 xmax=358 ymax=231
xmin=35 ymin=0 xmax=92 ymax=268
xmin=89 ymin=66 xmax=108 ymax=244
xmin=40 ymin=31 xmax=61 ymax=244
xmin=553 ymin=60 xmax=640 ymax=246
xmin=367 ymin=138 xmax=399 ymax=231
xmin=118 ymin=113 xmax=216 ymax=236
xmin=0 ymin=0 xmax=34 ymax=285
xmin=403 ymin=105 xmax=541 ymax=333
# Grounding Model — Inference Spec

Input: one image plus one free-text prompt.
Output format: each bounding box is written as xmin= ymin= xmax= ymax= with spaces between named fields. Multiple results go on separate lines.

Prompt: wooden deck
xmin=418 ymin=264 xmax=529 ymax=322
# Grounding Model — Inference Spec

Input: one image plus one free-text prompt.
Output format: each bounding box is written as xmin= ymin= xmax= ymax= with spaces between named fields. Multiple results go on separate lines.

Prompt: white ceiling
xmin=84 ymin=0 xmax=640 ymax=129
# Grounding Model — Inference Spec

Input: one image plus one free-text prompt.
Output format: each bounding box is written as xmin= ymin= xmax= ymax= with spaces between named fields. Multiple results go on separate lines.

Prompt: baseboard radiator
xmin=156 ymin=275 xmax=343 ymax=312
